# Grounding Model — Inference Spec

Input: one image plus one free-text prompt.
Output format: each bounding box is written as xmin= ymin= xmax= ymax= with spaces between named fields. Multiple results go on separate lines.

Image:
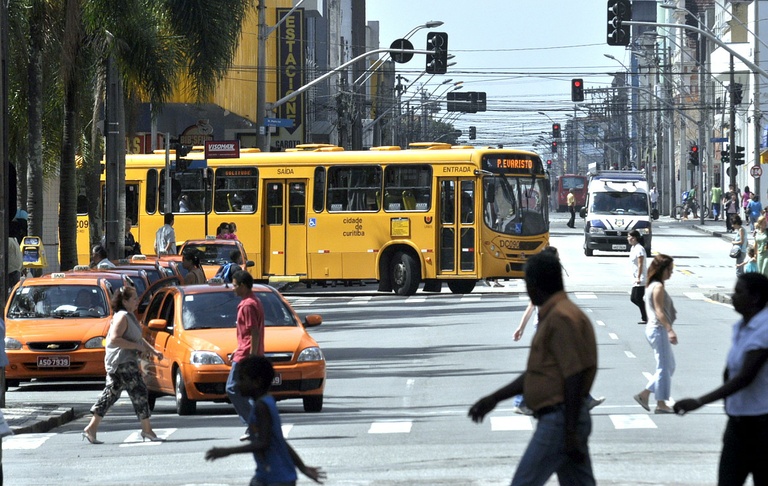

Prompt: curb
xmin=2 ymin=404 xmax=76 ymax=435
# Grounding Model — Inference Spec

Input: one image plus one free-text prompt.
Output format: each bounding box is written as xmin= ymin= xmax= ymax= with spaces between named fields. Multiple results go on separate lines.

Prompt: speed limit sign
xmin=751 ymin=165 xmax=763 ymax=178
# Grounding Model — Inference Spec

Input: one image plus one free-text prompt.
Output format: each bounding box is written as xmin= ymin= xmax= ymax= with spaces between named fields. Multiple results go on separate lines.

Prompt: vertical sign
xmin=276 ymin=8 xmax=304 ymax=142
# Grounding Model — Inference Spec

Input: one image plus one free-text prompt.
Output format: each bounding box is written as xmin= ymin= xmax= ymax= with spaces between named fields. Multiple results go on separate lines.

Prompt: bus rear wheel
xmin=447 ymin=279 xmax=476 ymax=294
xmin=391 ymin=251 xmax=419 ymax=296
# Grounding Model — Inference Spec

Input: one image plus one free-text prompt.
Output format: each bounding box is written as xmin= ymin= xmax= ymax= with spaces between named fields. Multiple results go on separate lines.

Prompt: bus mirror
xmin=579 ymin=208 xmax=586 ymax=218
xmin=544 ymin=180 xmax=551 ymax=194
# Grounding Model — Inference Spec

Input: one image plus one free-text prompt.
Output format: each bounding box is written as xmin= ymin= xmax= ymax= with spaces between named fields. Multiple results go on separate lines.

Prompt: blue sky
xmin=367 ymin=0 xmax=635 ymax=148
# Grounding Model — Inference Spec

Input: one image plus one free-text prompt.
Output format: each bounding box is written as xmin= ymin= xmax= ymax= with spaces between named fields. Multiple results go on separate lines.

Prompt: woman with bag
xmin=731 ymin=215 xmax=749 ymax=276
xmin=82 ymin=286 xmax=164 ymax=444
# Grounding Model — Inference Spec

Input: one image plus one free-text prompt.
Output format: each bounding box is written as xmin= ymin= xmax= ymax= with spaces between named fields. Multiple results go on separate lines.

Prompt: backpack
xmin=216 ymin=262 xmax=237 ymax=283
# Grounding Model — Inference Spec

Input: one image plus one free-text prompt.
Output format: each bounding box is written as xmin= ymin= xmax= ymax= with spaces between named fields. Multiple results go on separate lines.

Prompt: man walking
xmin=711 ymin=181 xmax=723 ymax=221
xmin=567 ymin=189 xmax=576 ymax=228
xmin=469 ymin=252 xmax=598 ymax=485
xmin=154 ymin=213 xmax=176 ymax=255
xmin=227 ymin=270 xmax=265 ymax=439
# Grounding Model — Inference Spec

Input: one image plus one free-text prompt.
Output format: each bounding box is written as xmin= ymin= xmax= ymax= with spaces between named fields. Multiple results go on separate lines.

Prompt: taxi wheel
xmin=303 ymin=395 xmax=323 ymax=413
xmin=174 ymin=369 xmax=197 ymax=415
xmin=391 ymin=251 xmax=419 ymax=296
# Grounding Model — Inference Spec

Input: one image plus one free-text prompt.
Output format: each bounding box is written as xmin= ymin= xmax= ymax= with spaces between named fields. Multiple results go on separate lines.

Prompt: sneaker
xmin=588 ymin=396 xmax=606 ymax=410
xmin=511 ymin=405 xmax=533 ymax=416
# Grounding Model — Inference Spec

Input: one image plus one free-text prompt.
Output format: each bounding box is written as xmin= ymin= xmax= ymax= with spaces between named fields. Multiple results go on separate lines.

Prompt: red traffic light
xmin=691 ymin=145 xmax=698 ymax=153
xmin=573 ymin=80 xmax=582 ymax=88
xmin=547 ymin=159 xmax=553 ymax=166
xmin=571 ymin=78 xmax=584 ymax=102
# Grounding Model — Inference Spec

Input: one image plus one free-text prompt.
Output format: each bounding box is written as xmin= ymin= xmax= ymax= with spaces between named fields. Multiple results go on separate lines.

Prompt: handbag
xmin=730 ymin=245 xmax=742 ymax=259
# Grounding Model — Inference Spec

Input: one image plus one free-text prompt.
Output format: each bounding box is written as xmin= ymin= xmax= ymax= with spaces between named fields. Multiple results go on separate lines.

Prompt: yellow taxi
xmin=140 ymin=280 xmax=325 ymax=415
xmin=3 ymin=273 xmax=116 ymax=387
xmin=177 ymin=238 xmax=254 ymax=279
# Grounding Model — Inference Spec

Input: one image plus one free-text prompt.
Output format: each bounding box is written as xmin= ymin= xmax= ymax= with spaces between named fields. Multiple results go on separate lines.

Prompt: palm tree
xmin=54 ymin=0 xmax=254 ymax=269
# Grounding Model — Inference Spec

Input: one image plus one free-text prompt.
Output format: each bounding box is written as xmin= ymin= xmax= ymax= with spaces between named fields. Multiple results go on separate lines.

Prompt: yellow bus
xmin=93 ymin=143 xmax=550 ymax=295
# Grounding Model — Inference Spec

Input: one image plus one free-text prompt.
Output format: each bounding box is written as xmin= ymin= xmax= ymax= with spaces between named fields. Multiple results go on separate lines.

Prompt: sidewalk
xmin=680 ymin=214 xmax=737 ymax=305
xmin=1 ymin=403 xmax=76 ymax=435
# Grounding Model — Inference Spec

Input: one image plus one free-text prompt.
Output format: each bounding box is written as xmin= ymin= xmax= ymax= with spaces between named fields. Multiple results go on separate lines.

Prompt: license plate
xmin=612 ymin=244 xmax=628 ymax=250
xmin=37 ymin=355 xmax=70 ymax=368
xmin=272 ymin=374 xmax=282 ymax=386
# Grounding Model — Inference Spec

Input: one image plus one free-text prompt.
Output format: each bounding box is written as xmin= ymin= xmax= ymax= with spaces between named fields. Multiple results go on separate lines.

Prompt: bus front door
xmin=437 ymin=179 xmax=477 ymax=278
xmin=262 ymin=180 xmax=308 ymax=279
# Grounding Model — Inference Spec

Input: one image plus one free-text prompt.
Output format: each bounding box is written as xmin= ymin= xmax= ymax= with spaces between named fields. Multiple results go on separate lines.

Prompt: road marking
xmin=282 ymin=424 xmax=293 ymax=437
xmin=609 ymin=414 xmax=657 ymax=429
xmin=490 ymin=416 xmax=533 ymax=431
xmin=625 ymin=351 xmax=636 ymax=358
xmin=574 ymin=292 xmax=597 ymax=299
xmin=368 ymin=421 xmax=412 ymax=434
xmin=406 ymin=296 xmax=427 ymax=303
xmin=596 ymin=320 xmax=605 ymax=326
xmin=119 ymin=428 xmax=176 ymax=447
xmin=642 ymin=371 xmax=654 ymax=382
xmin=684 ymin=292 xmax=707 ymax=300
xmin=350 ymin=296 xmax=372 ymax=304
xmin=2 ymin=433 xmax=54 ymax=450
xmin=460 ymin=295 xmax=482 ymax=303
xmin=289 ymin=297 xmax=317 ymax=307
xmin=608 ymin=333 xmax=619 ymax=340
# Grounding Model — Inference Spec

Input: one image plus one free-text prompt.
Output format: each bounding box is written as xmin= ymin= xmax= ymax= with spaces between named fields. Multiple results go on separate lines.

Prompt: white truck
xmin=579 ymin=169 xmax=659 ymax=257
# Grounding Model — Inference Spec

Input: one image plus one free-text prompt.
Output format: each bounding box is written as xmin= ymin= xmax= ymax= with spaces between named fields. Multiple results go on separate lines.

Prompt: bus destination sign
xmin=482 ymin=154 xmax=542 ymax=175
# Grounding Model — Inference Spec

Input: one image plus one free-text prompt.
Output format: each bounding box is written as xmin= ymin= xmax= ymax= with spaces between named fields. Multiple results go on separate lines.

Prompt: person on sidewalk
xmin=711 ymin=181 xmax=723 ymax=221
xmin=628 ymin=230 xmax=648 ymax=324
xmin=470 ymin=251 xmax=598 ymax=485
xmin=634 ymin=254 xmax=678 ymax=414
xmin=726 ymin=193 xmax=740 ymax=233
xmin=566 ymin=189 xmax=576 ymax=228
xmin=732 ymin=215 xmax=749 ymax=277
xmin=674 ymin=273 xmax=768 ymax=486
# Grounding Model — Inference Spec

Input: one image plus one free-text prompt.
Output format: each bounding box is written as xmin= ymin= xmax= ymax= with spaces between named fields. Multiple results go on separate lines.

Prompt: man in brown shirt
xmin=469 ymin=251 xmax=597 ymax=485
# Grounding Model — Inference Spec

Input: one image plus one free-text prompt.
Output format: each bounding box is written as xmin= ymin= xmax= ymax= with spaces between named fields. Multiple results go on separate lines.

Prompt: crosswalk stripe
xmin=574 ymin=292 xmax=597 ymax=299
xmin=2 ymin=433 xmax=54 ymax=449
xmin=609 ymin=414 xmax=657 ymax=429
xmin=490 ymin=416 xmax=533 ymax=431
xmin=119 ymin=428 xmax=176 ymax=447
xmin=350 ymin=296 xmax=372 ymax=304
xmin=282 ymin=424 xmax=293 ymax=437
xmin=368 ymin=421 xmax=412 ymax=434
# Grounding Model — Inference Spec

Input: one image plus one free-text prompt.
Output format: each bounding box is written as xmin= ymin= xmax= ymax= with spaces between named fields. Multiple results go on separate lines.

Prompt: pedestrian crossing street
xmin=0 ymin=412 xmax=689 ymax=450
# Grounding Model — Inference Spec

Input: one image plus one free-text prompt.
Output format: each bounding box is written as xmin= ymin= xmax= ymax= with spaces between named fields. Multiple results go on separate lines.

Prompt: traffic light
xmin=571 ymin=79 xmax=584 ymax=102
xmin=721 ymin=145 xmax=730 ymax=164
xmin=425 ymin=32 xmax=448 ymax=74
xmin=547 ymin=159 xmax=553 ymax=169
xmin=174 ymin=143 xmax=193 ymax=170
xmin=469 ymin=126 xmax=477 ymax=140
xmin=607 ymin=0 xmax=632 ymax=46
xmin=733 ymin=145 xmax=745 ymax=165
xmin=552 ymin=123 xmax=561 ymax=138
xmin=732 ymin=83 xmax=743 ymax=105
xmin=551 ymin=141 xmax=558 ymax=153
xmin=688 ymin=144 xmax=699 ymax=166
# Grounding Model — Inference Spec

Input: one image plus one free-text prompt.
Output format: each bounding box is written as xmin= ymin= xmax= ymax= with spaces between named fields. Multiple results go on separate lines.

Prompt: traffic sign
xmin=264 ymin=117 xmax=294 ymax=128
xmin=751 ymin=165 xmax=763 ymax=178
xmin=710 ymin=137 xmax=728 ymax=143
xmin=390 ymin=38 xmax=414 ymax=64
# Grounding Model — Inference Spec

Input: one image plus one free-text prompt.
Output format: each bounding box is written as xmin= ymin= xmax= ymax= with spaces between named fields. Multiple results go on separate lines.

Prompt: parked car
xmin=139 ymin=280 xmax=325 ymax=415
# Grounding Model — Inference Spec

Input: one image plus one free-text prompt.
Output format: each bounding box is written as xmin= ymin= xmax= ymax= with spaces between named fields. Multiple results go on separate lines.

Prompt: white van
xmin=579 ymin=170 xmax=659 ymax=256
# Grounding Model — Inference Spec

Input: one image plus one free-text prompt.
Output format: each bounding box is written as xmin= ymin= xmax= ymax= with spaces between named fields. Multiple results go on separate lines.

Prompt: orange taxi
xmin=3 ymin=273 xmax=115 ymax=387
xmin=139 ymin=280 xmax=325 ymax=415
xmin=177 ymin=238 xmax=254 ymax=279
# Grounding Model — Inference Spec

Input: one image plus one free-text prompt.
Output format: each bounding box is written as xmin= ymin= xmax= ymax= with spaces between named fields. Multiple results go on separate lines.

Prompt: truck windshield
xmin=591 ymin=192 xmax=649 ymax=215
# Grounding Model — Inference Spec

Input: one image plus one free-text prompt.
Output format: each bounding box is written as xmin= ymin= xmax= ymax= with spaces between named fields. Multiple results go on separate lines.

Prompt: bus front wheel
xmin=391 ymin=251 xmax=420 ymax=296
xmin=447 ymin=279 xmax=476 ymax=294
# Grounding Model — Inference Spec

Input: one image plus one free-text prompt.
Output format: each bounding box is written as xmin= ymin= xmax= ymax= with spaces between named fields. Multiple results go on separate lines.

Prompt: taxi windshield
xmin=181 ymin=290 xmax=297 ymax=330
xmin=8 ymin=285 xmax=108 ymax=318
xmin=182 ymin=244 xmax=239 ymax=266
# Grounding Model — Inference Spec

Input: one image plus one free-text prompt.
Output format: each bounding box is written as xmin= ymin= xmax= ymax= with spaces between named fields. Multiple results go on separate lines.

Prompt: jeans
xmin=226 ymin=361 xmax=254 ymax=425
xmin=644 ymin=325 xmax=675 ymax=401
xmin=630 ymin=286 xmax=648 ymax=322
xmin=511 ymin=403 xmax=595 ymax=486
xmin=719 ymin=414 xmax=768 ymax=486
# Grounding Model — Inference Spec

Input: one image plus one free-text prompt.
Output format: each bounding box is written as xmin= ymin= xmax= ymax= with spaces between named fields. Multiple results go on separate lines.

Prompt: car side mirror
xmin=147 ymin=318 xmax=168 ymax=330
xmin=579 ymin=208 xmax=587 ymax=218
xmin=304 ymin=314 xmax=322 ymax=327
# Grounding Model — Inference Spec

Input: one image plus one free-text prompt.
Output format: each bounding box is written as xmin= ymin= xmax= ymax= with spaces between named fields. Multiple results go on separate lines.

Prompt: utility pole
xmin=729 ymin=54 xmax=736 ymax=192
xmin=1 ymin=0 xmax=10 ymax=405
xmin=753 ymin=0 xmax=761 ymax=198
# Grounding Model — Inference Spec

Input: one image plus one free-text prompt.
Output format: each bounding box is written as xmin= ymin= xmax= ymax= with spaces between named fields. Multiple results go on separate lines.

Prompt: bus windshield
xmin=590 ymin=192 xmax=649 ymax=215
xmin=482 ymin=175 xmax=548 ymax=236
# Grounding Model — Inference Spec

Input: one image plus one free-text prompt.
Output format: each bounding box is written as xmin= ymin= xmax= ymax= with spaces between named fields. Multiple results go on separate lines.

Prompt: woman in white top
xmin=628 ymin=230 xmax=648 ymax=324
xmin=634 ymin=254 xmax=678 ymax=414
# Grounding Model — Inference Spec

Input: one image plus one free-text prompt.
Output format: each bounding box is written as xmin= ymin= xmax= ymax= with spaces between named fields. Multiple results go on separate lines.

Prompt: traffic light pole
xmin=729 ymin=54 xmax=737 ymax=192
